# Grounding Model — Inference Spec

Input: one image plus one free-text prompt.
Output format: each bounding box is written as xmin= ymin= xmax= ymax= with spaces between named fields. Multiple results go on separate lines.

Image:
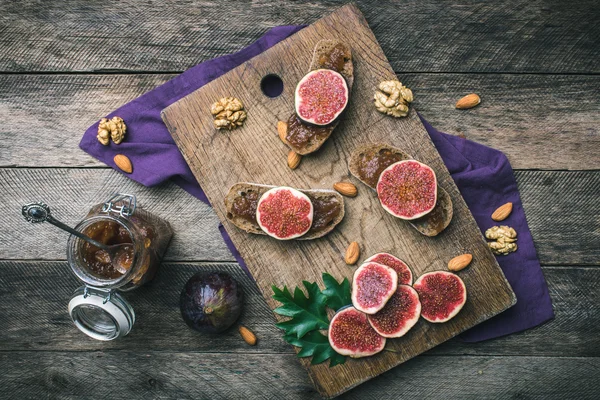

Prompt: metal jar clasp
xmin=102 ymin=193 xmax=136 ymax=217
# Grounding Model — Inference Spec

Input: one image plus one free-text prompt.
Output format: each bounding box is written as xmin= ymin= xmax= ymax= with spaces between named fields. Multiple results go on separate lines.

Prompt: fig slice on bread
xmin=281 ymin=40 xmax=353 ymax=155
xmin=348 ymin=143 xmax=453 ymax=236
xmin=256 ymin=187 xmax=314 ymax=240
xmin=224 ymin=183 xmax=345 ymax=240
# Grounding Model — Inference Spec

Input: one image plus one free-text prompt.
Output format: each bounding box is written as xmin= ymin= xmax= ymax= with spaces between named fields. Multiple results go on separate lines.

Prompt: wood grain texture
xmin=1 ymin=0 xmax=598 ymax=74
xmin=0 ymin=261 xmax=597 ymax=357
xmin=162 ymin=5 xmax=515 ymax=397
xmin=2 ymin=73 xmax=598 ymax=170
xmin=517 ymin=171 xmax=600 ymax=266
xmin=2 ymin=169 xmax=598 ymax=265
xmin=2 ymin=351 xmax=599 ymax=399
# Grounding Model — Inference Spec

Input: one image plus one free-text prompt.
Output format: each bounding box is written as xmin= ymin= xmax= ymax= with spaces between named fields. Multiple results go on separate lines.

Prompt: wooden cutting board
xmin=162 ymin=4 xmax=516 ymax=398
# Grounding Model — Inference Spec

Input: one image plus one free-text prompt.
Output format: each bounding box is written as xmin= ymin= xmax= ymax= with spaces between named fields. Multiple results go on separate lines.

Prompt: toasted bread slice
xmin=310 ymin=39 xmax=354 ymax=87
xmin=282 ymin=40 xmax=353 ymax=155
xmin=224 ymin=183 xmax=345 ymax=240
xmin=348 ymin=143 xmax=453 ymax=236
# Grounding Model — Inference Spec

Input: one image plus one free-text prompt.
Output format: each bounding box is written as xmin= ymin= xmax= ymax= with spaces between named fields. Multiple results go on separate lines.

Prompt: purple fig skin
xmin=180 ymin=272 xmax=244 ymax=333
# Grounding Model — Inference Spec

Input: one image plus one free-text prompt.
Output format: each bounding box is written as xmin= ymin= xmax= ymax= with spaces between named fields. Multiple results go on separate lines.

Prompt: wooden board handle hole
xmin=260 ymin=74 xmax=284 ymax=98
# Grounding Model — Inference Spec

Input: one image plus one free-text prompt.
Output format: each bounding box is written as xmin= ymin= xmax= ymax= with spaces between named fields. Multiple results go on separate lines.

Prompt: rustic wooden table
xmin=1 ymin=1 xmax=598 ymax=399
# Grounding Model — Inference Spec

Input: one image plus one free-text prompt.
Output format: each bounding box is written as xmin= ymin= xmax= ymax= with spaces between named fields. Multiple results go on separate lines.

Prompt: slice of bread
xmin=348 ymin=143 xmax=453 ymax=237
xmin=282 ymin=40 xmax=353 ymax=155
xmin=224 ymin=183 xmax=345 ymax=240
xmin=309 ymin=39 xmax=354 ymax=87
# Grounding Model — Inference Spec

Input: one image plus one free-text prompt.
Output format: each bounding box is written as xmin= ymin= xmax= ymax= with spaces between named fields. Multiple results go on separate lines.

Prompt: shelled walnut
xmin=97 ymin=116 xmax=127 ymax=145
xmin=374 ymin=80 xmax=413 ymax=118
xmin=210 ymin=97 xmax=247 ymax=130
xmin=485 ymin=225 xmax=518 ymax=255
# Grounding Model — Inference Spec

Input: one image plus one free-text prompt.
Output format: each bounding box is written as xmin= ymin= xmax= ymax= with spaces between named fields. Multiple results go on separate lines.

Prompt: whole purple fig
xmin=180 ymin=272 xmax=244 ymax=333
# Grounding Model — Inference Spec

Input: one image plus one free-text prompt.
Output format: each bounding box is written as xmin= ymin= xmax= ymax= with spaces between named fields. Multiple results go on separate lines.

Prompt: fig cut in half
xmin=413 ymin=271 xmax=467 ymax=323
xmin=376 ymin=160 xmax=438 ymax=220
xmin=256 ymin=186 xmax=313 ymax=240
xmin=351 ymin=262 xmax=398 ymax=314
xmin=368 ymin=285 xmax=421 ymax=338
xmin=364 ymin=253 xmax=413 ymax=285
xmin=328 ymin=306 xmax=386 ymax=358
xmin=294 ymin=69 xmax=349 ymax=126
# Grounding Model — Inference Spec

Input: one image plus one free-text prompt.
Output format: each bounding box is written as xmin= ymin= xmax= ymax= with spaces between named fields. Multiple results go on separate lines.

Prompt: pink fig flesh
xmin=365 ymin=253 xmax=413 ymax=285
xmin=413 ymin=271 xmax=467 ymax=323
xmin=351 ymin=262 xmax=398 ymax=314
xmin=367 ymin=285 xmax=421 ymax=338
xmin=294 ymin=69 xmax=349 ymax=126
xmin=376 ymin=160 xmax=437 ymax=220
xmin=328 ymin=306 xmax=386 ymax=358
xmin=256 ymin=187 xmax=313 ymax=240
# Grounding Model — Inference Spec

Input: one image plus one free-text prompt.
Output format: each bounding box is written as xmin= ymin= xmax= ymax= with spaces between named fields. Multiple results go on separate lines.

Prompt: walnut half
xmin=374 ymin=80 xmax=413 ymax=118
xmin=210 ymin=97 xmax=247 ymax=130
xmin=97 ymin=116 xmax=127 ymax=145
xmin=485 ymin=225 xmax=518 ymax=255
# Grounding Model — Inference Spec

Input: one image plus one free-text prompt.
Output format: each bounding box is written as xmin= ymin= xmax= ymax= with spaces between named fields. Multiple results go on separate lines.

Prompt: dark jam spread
xmin=285 ymin=114 xmax=331 ymax=149
xmin=308 ymin=195 xmax=341 ymax=233
xmin=230 ymin=189 xmax=341 ymax=234
xmin=356 ymin=149 xmax=406 ymax=188
xmin=285 ymin=44 xmax=350 ymax=150
xmin=317 ymin=43 xmax=348 ymax=73
xmin=81 ymin=221 xmax=134 ymax=279
xmin=231 ymin=189 xmax=261 ymax=223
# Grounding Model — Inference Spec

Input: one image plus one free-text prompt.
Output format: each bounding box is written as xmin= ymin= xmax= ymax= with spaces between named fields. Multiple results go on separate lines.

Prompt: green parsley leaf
xmin=284 ymin=331 xmax=346 ymax=367
xmin=272 ymin=281 xmax=329 ymax=339
xmin=322 ymin=272 xmax=352 ymax=311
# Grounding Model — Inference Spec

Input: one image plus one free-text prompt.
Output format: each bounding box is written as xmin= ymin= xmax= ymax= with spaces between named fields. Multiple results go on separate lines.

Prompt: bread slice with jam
xmin=224 ymin=182 xmax=345 ymax=240
xmin=348 ymin=143 xmax=453 ymax=236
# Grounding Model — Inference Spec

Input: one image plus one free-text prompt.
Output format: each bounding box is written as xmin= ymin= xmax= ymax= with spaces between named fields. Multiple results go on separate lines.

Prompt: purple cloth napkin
xmin=80 ymin=25 xmax=554 ymax=342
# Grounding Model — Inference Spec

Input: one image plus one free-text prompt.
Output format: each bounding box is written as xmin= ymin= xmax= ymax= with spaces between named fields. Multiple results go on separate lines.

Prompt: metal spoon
xmin=22 ymin=202 xmax=131 ymax=274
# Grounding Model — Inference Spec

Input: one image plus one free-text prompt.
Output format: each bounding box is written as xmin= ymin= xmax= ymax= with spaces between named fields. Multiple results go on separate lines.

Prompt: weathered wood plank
xmin=1 ymin=352 xmax=598 ymax=399
xmin=517 ymin=170 xmax=600 ymax=266
xmin=0 ymin=261 xmax=597 ymax=358
xmin=1 ymin=73 xmax=598 ymax=170
xmin=1 ymin=0 xmax=598 ymax=74
xmin=1 ymin=169 xmax=597 ymax=265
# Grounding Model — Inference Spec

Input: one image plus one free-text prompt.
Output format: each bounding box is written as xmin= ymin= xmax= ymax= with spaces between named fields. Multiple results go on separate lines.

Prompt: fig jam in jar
xmin=66 ymin=194 xmax=172 ymax=340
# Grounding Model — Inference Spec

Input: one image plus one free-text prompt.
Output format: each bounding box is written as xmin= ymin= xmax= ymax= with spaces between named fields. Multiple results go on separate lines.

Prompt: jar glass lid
xmin=68 ymin=286 xmax=135 ymax=341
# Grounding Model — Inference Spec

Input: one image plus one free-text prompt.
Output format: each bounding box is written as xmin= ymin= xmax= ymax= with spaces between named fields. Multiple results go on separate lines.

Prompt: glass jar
xmin=66 ymin=193 xmax=173 ymax=340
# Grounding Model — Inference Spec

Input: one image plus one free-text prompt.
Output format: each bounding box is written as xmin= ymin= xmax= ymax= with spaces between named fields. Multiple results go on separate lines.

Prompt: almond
xmin=333 ymin=182 xmax=358 ymax=197
xmin=238 ymin=325 xmax=257 ymax=346
xmin=287 ymin=150 xmax=302 ymax=170
xmin=345 ymin=242 xmax=360 ymax=265
xmin=114 ymin=154 xmax=132 ymax=174
xmin=455 ymin=93 xmax=481 ymax=109
xmin=277 ymin=121 xmax=288 ymax=143
xmin=492 ymin=202 xmax=513 ymax=221
xmin=448 ymin=253 xmax=473 ymax=272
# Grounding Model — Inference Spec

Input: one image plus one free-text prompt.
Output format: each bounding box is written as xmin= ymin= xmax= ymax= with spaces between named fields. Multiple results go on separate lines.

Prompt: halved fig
xmin=413 ymin=271 xmax=467 ymax=323
xmin=294 ymin=69 xmax=349 ymax=126
xmin=367 ymin=285 xmax=421 ymax=338
xmin=377 ymin=160 xmax=438 ymax=220
xmin=364 ymin=253 xmax=413 ymax=285
xmin=328 ymin=306 xmax=386 ymax=358
xmin=256 ymin=187 xmax=313 ymax=240
xmin=351 ymin=262 xmax=398 ymax=314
